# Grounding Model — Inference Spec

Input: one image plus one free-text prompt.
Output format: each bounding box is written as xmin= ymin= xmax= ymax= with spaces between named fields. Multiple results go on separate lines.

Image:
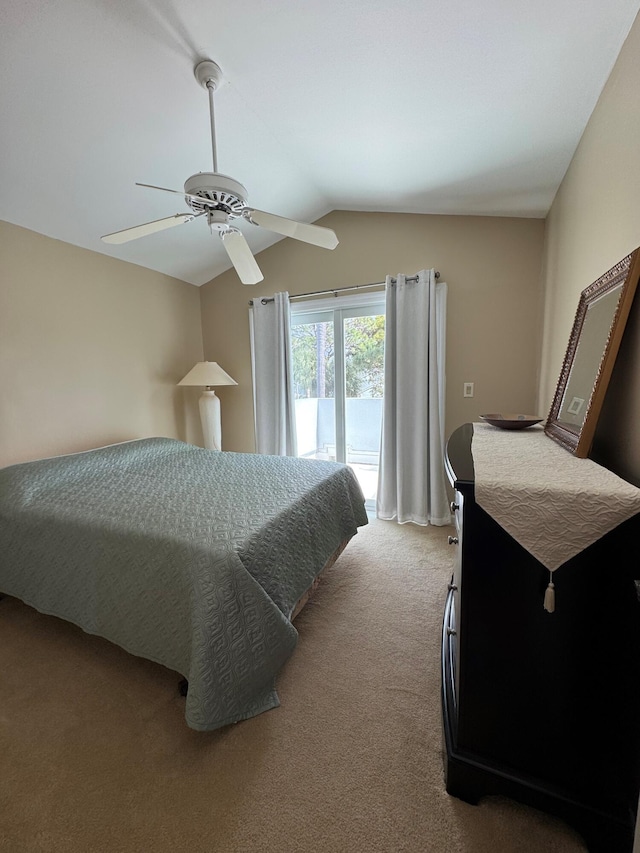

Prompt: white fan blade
xmin=101 ymin=213 xmax=196 ymax=244
xmin=136 ymin=182 xmax=214 ymax=208
xmin=220 ymin=229 xmax=263 ymax=285
xmin=245 ymin=208 xmax=339 ymax=250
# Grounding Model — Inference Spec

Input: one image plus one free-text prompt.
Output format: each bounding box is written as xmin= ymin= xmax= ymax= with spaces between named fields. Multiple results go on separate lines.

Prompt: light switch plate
xmin=463 ymin=382 xmax=474 ymax=398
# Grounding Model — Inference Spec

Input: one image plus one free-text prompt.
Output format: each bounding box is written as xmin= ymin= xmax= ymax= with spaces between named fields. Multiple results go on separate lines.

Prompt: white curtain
xmin=250 ymin=291 xmax=298 ymax=456
xmin=377 ymin=269 xmax=450 ymax=525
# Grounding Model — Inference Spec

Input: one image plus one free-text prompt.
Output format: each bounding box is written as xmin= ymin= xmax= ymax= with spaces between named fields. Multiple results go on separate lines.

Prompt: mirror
xmin=545 ymin=248 xmax=640 ymax=457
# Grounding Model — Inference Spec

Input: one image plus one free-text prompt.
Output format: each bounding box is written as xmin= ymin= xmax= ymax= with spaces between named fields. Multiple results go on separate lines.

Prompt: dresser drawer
xmin=442 ymin=575 xmax=459 ymax=724
xmin=448 ymin=490 xmax=463 ymax=592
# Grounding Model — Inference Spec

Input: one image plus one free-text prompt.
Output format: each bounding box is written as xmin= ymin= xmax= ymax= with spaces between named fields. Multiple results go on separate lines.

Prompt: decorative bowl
xmin=479 ymin=413 xmax=543 ymax=430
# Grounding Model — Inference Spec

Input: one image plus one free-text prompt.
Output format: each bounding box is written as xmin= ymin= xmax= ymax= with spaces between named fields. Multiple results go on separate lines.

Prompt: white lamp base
xmin=199 ymin=389 xmax=222 ymax=451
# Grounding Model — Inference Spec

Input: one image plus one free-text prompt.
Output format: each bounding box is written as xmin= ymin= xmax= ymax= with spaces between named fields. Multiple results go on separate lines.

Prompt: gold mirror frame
xmin=545 ymin=248 xmax=640 ymax=458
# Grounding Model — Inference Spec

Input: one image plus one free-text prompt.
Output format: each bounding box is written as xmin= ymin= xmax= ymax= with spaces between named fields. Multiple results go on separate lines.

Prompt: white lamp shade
xmin=178 ymin=361 xmax=238 ymax=387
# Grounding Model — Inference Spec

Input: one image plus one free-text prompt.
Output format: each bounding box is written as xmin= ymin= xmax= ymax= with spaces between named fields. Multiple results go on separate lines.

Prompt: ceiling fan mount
xmin=101 ymin=58 xmax=339 ymax=285
xmin=193 ymin=59 xmax=223 ymax=92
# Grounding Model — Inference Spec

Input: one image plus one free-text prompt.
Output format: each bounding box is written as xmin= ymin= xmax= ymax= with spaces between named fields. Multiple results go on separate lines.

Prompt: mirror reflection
xmin=545 ymin=248 xmax=640 ymax=457
xmin=558 ymin=284 xmax=622 ymax=428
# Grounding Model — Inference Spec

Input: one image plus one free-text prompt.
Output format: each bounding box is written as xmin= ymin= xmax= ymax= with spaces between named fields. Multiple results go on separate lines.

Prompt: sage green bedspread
xmin=0 ymin=438 xmax=368 ymax=730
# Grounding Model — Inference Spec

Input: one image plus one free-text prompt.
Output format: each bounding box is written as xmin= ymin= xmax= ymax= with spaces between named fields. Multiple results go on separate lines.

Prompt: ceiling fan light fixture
xmin=207 ymin=209 xmax=230 ymax=232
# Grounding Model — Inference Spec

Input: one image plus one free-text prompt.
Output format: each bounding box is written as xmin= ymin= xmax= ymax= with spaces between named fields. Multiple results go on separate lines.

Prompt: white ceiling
xmin=1 ymin=0 xmax=639 ymax=286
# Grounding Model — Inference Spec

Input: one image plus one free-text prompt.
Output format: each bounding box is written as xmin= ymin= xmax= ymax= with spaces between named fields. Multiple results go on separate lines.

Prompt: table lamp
xmin=178 ymin=361 xmax=237 ymax=451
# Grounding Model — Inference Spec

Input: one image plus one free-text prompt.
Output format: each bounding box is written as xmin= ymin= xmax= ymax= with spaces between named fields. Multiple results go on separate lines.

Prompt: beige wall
xmin=537 ymin=11 xmax=640 ymax=484
xmin=200 ymin=211 xmax=545 ymax=453
xmin=0 ymin=221 xmax=203 ymax=467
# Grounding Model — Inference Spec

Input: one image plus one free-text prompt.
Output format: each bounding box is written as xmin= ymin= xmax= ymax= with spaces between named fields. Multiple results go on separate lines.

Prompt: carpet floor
xmin=0 ymin=519 xmax=587 ymax=852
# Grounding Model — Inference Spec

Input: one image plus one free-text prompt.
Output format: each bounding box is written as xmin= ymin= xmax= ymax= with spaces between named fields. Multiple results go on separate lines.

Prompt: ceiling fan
xmin=101 ymin=60 xmax=339 ymax=284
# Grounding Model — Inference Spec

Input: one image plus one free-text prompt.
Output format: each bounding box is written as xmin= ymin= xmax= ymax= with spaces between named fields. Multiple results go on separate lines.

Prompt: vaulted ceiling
xmin=1 ymin=0 xmax=639 ymax=285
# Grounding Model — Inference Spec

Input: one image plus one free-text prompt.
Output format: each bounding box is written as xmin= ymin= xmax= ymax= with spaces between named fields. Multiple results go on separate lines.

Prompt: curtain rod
xmin=248 ymin=271 xmax=440 ymax=306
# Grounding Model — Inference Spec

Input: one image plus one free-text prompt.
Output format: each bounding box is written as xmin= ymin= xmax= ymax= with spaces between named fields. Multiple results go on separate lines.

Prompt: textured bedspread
xmin=0 ymin=438 xmax=368 ymax=730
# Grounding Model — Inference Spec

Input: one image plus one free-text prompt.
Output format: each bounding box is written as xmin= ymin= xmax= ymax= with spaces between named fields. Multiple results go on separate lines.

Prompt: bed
xmin=0 ymin=437 xmax=368 ymax=730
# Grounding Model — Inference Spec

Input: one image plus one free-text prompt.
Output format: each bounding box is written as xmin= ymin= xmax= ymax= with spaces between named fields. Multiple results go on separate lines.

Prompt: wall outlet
xmin=463 ymin=382 xmax=474 ymax=398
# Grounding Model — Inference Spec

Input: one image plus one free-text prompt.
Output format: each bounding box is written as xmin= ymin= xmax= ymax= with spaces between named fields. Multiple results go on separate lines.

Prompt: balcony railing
xmin=295 ymin=397 xmax=381 ymax=503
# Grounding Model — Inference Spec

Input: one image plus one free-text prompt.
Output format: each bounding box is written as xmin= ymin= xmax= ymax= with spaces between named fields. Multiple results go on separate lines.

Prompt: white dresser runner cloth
xmin=472 ymin=423 xmax=640 ymax=573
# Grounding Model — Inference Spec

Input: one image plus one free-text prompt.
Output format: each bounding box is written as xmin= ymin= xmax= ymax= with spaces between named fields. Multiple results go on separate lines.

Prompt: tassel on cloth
xmin=543 ymin=571 xmax=555 ymax=613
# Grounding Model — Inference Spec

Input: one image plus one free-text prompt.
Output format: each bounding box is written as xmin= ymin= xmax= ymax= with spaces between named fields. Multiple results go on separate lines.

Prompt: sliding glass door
xmin=290 ymin=296 xmax=385 ymax=508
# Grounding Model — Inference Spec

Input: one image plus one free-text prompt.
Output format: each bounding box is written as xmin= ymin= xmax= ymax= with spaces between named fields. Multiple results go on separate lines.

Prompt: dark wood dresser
xmin=442 ymin=423 xmax=640 ymax=852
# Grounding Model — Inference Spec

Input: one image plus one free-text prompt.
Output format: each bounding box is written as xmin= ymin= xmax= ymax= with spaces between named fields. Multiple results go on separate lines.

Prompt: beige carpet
xmin=0 ymin=519 xmax=587 ymax=852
